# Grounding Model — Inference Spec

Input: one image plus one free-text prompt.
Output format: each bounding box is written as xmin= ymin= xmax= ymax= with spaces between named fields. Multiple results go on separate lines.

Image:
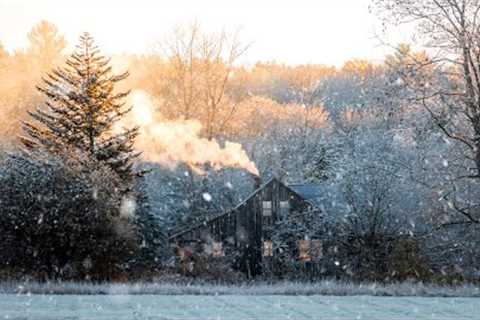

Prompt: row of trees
xmin=0 ymin=21 xmax=66 ymax=144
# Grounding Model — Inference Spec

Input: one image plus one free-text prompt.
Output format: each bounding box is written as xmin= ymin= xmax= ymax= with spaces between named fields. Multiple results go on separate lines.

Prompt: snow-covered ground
xmin=2 ymin=280 xmax=480 ymax=297
xmin=1 ymin=294 xmax=478 ymax=319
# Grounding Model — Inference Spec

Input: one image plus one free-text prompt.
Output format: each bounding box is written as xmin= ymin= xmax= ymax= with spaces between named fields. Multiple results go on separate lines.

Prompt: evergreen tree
xmin=303 ymin=143 xmax=330 ymax=182
xmin=21 ymin=32 xmax=140 ymax=184
xmin=130 ymin=178 xmax=168 ymax=273
xmin=0 ymin=151 xmax=137 ymax=281
xmin=20 ymin=33 xmax=167 ymax=276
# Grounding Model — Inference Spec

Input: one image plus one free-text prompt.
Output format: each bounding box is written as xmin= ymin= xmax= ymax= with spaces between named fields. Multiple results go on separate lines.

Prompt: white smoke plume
xmin=123 ymin=90 xmax=259 ymax=176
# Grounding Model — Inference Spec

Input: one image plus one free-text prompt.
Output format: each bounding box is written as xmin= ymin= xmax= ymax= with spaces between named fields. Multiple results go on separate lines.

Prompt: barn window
xmin=262 ymin=201 xmax=272 ymax=217
xmin=279 ymin=201 xmax=290 ymax=217
xmin=298 ymin=240 xmax=311 ymax=262
xmin=311 ymin=240 xmax=323 ymax=260
xmin=263 ymin=240 xmax=273 ymax=257
xmin=212 ymin=241 xmax=224 ymax=257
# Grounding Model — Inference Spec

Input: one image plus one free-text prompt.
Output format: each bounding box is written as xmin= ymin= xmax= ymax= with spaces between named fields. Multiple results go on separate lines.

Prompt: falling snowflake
xmin=120 ymin=196 xmax=136 ymax=219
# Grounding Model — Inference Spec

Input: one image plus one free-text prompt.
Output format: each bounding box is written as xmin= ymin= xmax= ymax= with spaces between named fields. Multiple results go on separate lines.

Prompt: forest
xmin=1 ymin=0 xmax=480 ymax=285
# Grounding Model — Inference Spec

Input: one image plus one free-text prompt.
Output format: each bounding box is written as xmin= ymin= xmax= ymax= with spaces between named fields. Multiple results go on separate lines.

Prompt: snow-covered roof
xmin=287 ymin=183 xmax=324 ymax=207
xmin=169 ymin=177 xmax=277 ymax=240
xmin=288 ymin=182 xmax=347 ymax=221
xmin=169 ymin=178 xmax=347 ymax=241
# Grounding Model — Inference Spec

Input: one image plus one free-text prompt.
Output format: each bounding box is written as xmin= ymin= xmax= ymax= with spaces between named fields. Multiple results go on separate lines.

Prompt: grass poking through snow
xmin=0 ymin=280 xmax=479 ymax=297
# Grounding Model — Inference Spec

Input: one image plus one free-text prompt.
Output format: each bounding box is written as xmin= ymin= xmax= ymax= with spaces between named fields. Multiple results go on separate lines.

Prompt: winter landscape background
xmin=1 ymin=0 xmax=480 ymax=318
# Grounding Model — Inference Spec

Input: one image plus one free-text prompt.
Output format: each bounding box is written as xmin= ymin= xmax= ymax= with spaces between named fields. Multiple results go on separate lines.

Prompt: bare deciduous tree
xmin=374 ymin=0 xmax=480 ymax=225
xmin=158 ymin=23 xmax=249 ymax=140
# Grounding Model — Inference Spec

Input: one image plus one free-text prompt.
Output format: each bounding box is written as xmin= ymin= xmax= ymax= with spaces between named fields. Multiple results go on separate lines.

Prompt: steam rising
xmin=126 ymin=90 xmax=259 ymax=176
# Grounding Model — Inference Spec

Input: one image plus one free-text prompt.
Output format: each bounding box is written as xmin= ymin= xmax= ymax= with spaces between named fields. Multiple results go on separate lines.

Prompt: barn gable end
xmin=169 ymin=177 xmax=318 ymax=277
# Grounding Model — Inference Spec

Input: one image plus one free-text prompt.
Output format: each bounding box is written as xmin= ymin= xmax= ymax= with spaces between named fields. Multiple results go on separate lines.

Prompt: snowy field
xmin=1 ymin=280 xmax=480 ymax=297
xmin=1 ymin=294 xmax=479 ymax=320
xmin=0 ymin=279 xmax=480 ymax=298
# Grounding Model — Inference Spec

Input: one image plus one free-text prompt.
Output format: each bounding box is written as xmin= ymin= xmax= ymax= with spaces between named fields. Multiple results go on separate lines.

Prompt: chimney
xmin=252 ymin=173 xmax=262 ymax=190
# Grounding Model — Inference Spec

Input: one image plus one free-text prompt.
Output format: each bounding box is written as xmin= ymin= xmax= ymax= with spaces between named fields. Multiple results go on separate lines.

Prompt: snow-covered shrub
xmin=328 ymin=166 xmax=430 ymax=281
xmin=388 ymin=237 xmax=432 ymax=281
xmin=0 ymin=151 xmax=137 ymax=281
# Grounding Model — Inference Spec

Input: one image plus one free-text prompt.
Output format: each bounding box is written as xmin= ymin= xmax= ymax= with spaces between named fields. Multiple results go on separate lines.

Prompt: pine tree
xmin=303 ymin=144 xmax=330 ymax=182
xmin=21 ymin=33 xmax=166 ymax=273
xmin=131 ymin=178 xmax=168 ymax=272
xmin=21 ymin=32 xmax=140 ymax=184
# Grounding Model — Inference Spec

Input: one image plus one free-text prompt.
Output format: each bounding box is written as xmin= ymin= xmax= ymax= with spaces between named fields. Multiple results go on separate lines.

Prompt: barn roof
xmin=168 ymin=177 xmax=277 ymax=241
xmin=168 ymin=177 xmax=335 ymax=241
xmin=169 ymin=177 xmax=312 ymax=240
xmin=289 ymin=182 xmax=347 ymax=221
xmin=287 ymin=183 xmax=324 ymax=207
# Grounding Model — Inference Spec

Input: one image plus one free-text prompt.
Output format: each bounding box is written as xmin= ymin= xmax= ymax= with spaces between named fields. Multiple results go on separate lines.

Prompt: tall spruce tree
xmin=21 ymin=32 xmax=140 ymax=184
xmin=21 ymin=33 xmax=165 ymax=271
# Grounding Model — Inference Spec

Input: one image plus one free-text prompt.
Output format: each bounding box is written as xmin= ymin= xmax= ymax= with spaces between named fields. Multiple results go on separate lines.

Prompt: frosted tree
xmin=0 ymin=151 xmax=137 ymax=281
xmin=19 ymin=33 xmax=167 ymax=271
xmin=27 ymin=20 xmax=66 ymax=71
xmin=374 ymin=0 xmax=480 ymax=226
xmin=21 ymin=32 xmax=140 ymax=184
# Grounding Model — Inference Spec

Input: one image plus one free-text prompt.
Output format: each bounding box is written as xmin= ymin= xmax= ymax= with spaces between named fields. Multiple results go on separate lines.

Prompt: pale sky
xmin=0 ymin=0 xmax=413 ymax=66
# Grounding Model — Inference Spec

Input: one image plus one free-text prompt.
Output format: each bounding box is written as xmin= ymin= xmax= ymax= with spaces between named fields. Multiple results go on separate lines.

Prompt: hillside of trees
xmin=2 ymin=0 xmax=480 ymax=283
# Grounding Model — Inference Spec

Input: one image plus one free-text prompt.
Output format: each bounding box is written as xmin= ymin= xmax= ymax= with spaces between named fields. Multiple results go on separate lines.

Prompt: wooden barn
xmin=168 ymin=177 xmax=323 ymax=277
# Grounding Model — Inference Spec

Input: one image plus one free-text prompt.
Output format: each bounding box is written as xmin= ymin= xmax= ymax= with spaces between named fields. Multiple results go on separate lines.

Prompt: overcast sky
xmin=0 ymin=0 xmax=413 ymax=66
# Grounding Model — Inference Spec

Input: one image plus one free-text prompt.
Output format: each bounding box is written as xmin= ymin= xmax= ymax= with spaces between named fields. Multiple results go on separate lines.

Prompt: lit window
xmin=262 ymin=201 xmax=272 ymax=217
xmin=311 ymin=240 xmax=323 ymax=260
xmin=212 ymin=242 xmax=224 ymax=257
xmin=263 ymin=240 xmax=273 ymax=257
xmin=298 ymin=240 xmax=311 ymax=262
xmin=279 ymin=201 xmax=290 ymax=217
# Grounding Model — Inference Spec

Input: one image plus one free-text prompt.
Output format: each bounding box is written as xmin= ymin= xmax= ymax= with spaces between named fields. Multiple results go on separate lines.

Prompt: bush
xmin=389 ymin=237 xmax=432 ymax=281
xmin=0 ymin=151 xmax=137 ymax=281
